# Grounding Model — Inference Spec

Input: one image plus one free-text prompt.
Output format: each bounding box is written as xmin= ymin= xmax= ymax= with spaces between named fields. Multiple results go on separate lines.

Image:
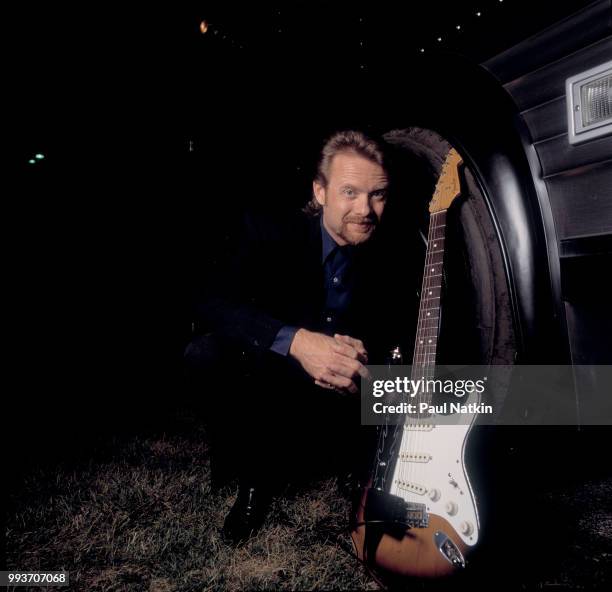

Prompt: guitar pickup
xmin=399 ymin=451 xmax=432 ymax=463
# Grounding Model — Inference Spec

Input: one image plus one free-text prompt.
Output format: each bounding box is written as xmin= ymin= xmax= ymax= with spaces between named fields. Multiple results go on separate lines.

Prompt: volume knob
xmin=428 ymin=488 xmax=441 ymax=502
xmin=460 ymin=521 xmax=474 ymax=536
xmin=445 ymin=501 xmax=458 ymax=516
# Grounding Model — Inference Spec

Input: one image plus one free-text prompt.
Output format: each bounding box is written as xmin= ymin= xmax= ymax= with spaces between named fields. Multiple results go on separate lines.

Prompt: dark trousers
xmin=184 ymin=334 xmax=376 ymax=491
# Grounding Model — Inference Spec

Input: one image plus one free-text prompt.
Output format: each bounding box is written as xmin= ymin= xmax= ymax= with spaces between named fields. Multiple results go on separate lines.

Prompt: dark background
xmin=12 ymin=0 xmax=596 ymax=459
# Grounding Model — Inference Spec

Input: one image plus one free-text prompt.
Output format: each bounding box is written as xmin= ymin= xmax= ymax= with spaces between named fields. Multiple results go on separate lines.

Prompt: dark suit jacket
xmin=193 ymin=209 xmax=420 ymax=366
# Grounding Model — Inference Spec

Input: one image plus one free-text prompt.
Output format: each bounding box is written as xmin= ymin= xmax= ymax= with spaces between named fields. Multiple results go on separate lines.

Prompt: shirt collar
xmin=320 ymin=215 xmax=360 ymax=264
xmin=320 ymin=215 xmax=339 ymax=263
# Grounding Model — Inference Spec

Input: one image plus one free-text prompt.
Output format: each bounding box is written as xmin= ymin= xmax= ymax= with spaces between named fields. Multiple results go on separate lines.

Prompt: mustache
xmin=344 ymin=216 xmax=377 ymax=225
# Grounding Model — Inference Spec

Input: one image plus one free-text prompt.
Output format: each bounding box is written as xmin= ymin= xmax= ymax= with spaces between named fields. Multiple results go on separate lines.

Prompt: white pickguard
xmin=389 ymin=420 xmax=479 ymax=546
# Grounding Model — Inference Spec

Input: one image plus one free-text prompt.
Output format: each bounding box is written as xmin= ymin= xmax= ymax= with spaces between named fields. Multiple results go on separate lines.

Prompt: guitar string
xmin=411 ymin=210 xmax=436 ymax=490
xmin=403 ymin=209 xmax=432 ymax=494
xmin=425 ymin=212 xmax=445 ymax=488
xmin=402 ymin=209 xmax=437 ymax=492
xmin=402 ymin=210 xmax=446 ymax=501
xmin=427 ymin=212 xmax=445 ymax=502
xmin=419 ymin=210 xmax=442 ymax=491
xmin=416 ymin=210 xmax=440 ymax=490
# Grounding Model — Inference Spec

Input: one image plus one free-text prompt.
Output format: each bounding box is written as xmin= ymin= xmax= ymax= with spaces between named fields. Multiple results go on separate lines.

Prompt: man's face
xmin=313 ymin=151 xmax=388 ymax=246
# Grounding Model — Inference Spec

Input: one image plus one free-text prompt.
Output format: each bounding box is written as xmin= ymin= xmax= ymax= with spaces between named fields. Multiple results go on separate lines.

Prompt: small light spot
xmin=199 ymin=20 xmax=208 ymax=34
xmin=437 ymin=37 xmax=442 ymax=42
xmin=456 ymin=25 xmax=461 ymax=30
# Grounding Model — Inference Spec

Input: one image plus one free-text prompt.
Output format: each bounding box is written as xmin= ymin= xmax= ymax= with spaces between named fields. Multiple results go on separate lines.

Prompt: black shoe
xmin=222 ymin=484 xmax=272 ymax=544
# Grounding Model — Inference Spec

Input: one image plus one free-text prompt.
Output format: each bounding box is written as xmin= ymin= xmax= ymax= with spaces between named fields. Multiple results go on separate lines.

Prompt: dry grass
xmin=8 ymin=412 xmax=612 ymax=591
xmin=7 ymin=415 xmax=377 ymax=591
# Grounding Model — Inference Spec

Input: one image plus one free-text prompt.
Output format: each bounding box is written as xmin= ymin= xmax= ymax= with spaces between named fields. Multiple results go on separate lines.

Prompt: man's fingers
xmin=315 ymin=379 xmax=346 ymax=394
xmin=320 ymin=371 xmax=358 ymax=394
xmin=334 ymin=334 xmax=368 ymax=361
xmin=327 ymin=360 xmax=370 ymax=382
xmin=359 ymin=364 xmax=372 ymax=381
xmin=331 ymin=340 xmax=368 ymax=364
xmin=331 ymin=341 xmax=358 ymax=359
xmin=329 ymin=350 xmax=371 ymax=381
xmin=334 ymin=333 xmax=365 ymax=350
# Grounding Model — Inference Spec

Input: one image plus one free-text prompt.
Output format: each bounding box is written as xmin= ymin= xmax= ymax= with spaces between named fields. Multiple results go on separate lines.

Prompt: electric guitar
xmin=351 ymin=148 xmax=480 ymax=578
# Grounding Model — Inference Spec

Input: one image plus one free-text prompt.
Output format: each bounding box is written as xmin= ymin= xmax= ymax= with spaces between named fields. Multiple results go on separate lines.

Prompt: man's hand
xmin=289 ymin=329 xmax=370 ymax=394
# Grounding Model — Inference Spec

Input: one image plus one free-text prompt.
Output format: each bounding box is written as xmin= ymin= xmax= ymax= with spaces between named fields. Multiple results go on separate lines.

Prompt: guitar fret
xmin=411 ymin=197 xmax=452 ymax=369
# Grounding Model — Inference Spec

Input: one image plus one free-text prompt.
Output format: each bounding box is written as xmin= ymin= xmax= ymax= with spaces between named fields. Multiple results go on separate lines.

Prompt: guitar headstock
xmin=429 ymin=148 xmax=464 ymax=213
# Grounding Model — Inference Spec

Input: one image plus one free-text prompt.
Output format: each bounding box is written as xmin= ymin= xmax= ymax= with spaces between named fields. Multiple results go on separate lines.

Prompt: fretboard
xmin=412 ymin=209 xmax=447 ymax=379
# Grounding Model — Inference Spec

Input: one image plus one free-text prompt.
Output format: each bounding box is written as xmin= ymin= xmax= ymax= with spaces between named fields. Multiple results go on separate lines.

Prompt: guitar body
xmin=351 ymin=424 xmax=479 ymax=578
xmin=352 ymin=495 xmax=468 ymax=578
xmin=351 ymin=148 xmax=482 ymax=579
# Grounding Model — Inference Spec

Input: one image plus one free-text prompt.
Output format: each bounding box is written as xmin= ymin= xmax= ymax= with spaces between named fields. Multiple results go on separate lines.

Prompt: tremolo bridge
xmin=364 ymin=488 xmax=429 ymax=535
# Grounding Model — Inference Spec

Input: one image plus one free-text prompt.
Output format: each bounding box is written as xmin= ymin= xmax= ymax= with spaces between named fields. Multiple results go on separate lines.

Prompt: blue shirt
xmin=270 ymin=217 xmax=356 ymax=356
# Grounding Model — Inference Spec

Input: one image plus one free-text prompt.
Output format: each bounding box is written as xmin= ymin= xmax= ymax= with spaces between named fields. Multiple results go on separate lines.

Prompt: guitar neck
xmin=412 ymin=209 xmax=448 ymax=377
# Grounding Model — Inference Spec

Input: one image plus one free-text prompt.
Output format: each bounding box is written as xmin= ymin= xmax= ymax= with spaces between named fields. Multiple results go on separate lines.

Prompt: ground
xmin=7 ymin=411 xmax=612 ymax=591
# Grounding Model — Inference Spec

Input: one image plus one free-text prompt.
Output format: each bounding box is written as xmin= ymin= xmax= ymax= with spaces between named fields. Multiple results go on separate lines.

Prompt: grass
xmin=7 ymin=411 xmax=612 ymax=591
xmin=6 ymin=411 xmax=377 ymax=592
